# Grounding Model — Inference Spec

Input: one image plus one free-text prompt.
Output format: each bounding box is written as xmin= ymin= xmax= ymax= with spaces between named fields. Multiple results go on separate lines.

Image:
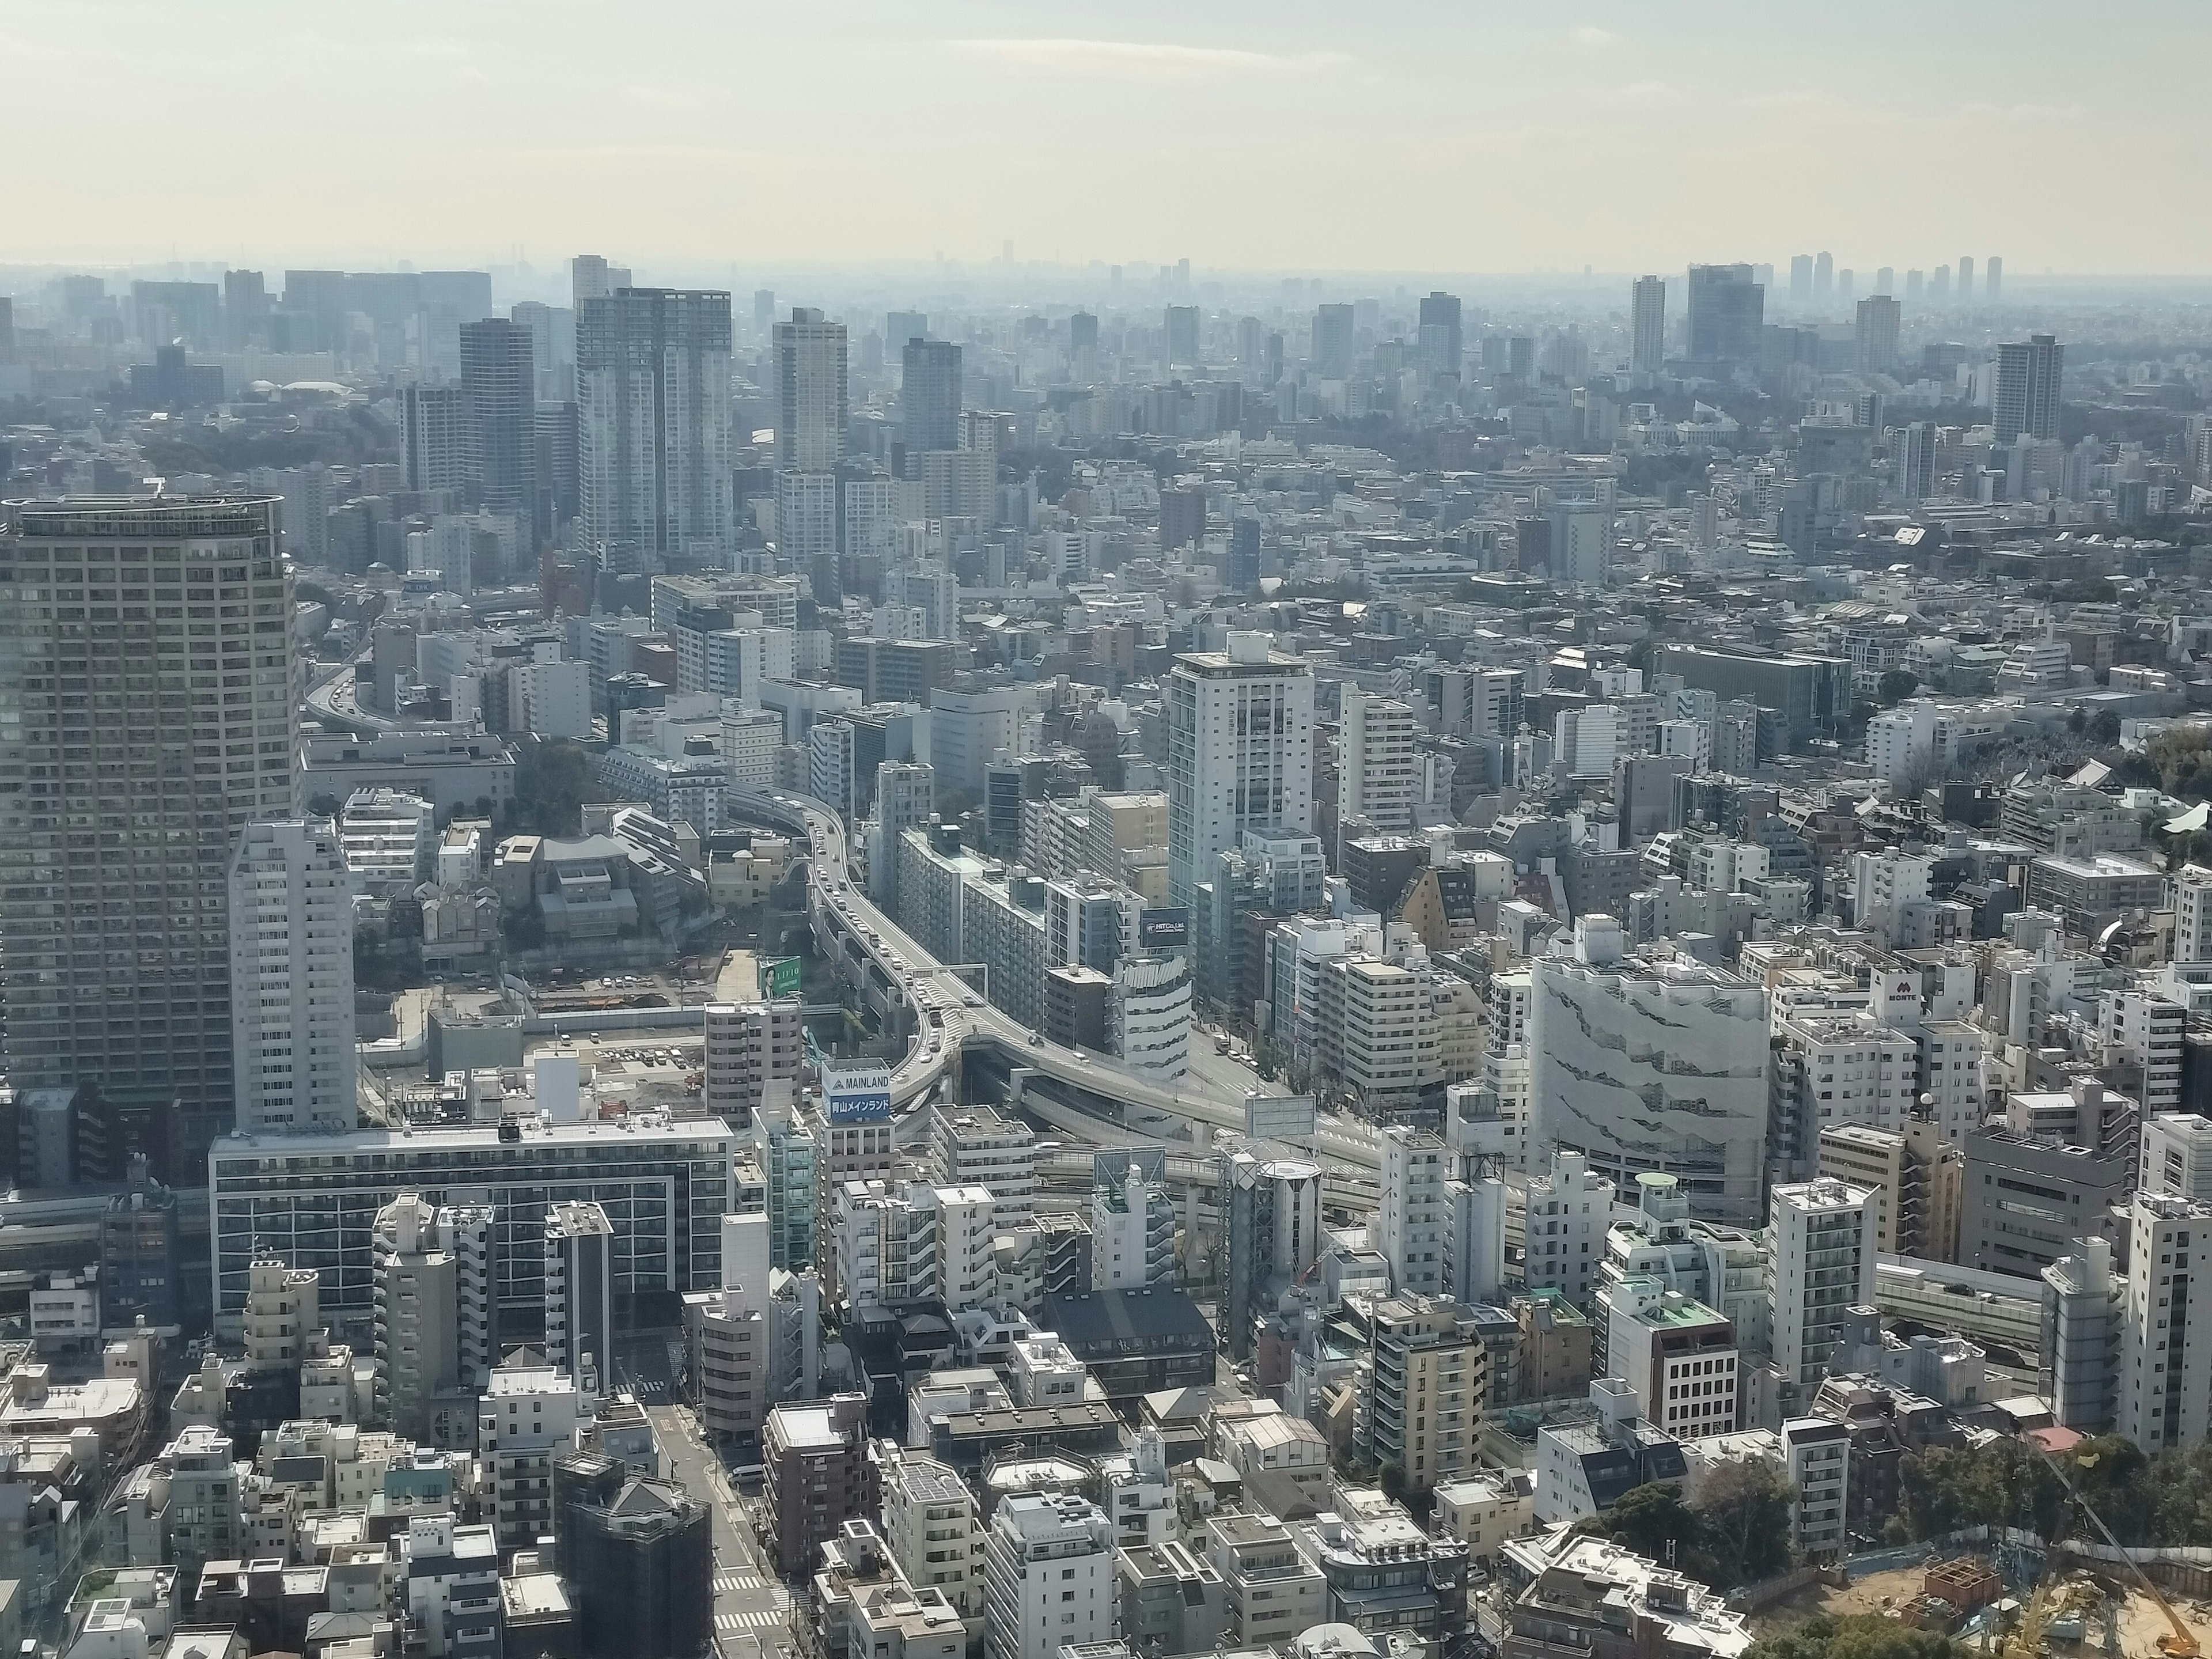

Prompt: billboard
xmin=758 ymin=956 xmax=803 ymax=998
xmin=1138 ymin=908 xmax=1190 ymax=953
xmin=824 ymin=1060 xmax=892 ymax=1124
xmin=1245 ymin=1093 xmax=1318 ymax=1142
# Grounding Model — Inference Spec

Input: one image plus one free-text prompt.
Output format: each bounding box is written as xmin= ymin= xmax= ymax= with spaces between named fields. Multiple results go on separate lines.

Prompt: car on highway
xmin=1028 ymin=1032 xmax=1043 ymax=1046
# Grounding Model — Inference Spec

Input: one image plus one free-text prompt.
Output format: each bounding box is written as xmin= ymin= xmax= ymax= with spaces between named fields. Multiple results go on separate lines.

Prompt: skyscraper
xmin=1896 ymin=421 xmax=1937 ymax=500
xmin=1165 ymin=631 xmax=1315 ymax=907
xmin=1338 ymin=687 xmax=1418 ymax=839
xmin=1164 ymin=304 xmax=1199 ymax=366
xmin=570 ymin=253 xmax=630 ymax=306
xmin=577 ymin=287 xmax=734 ymax=567
xmin=1813 ymin=251 xmax=1833 ymax=298
xmin=1227 ymin=515 xmax=1262 ymax=592
xmin=774 ymin=307 xmax=849 ymax=472
xmin=0 ymin=497 xmax=297 ymax=1179
xmin=1854 ymin=295 xmax=1901 ymax=376
xmin=1629 ymin=275 xmax=1666 ymax=374
xmin=459 ymin=317 xmax=540 ymax=541
xmin=1874 ymin=266 xmax=1895 ymax=296
xmin=1312 ymin=303 xmax=1355 ymax=378
xmin=1994 ymin=334 xmax=2063 ymax=444
xmin=1985 ymin=256 xmax=2003 ymax=305
xmin=399 ymin=384 xmax=466 ymax=493
xmin=1684 ymin=264 xmax=1763 ymax=369
xmin=900 ymin=338 xmax=961 ymax=459
xmin=1418 ymin=290 xmax=1463 ymax=380
xmin=1788 ymin=255 xmax=1813 ymax=304
xmin=1957 ymin=256 xmax=1975 ymax=301
xmin=228 ymin=819 xmax=356 ymax=1136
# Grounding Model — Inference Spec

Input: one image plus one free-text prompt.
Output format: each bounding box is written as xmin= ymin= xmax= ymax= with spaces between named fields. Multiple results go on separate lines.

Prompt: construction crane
xmin=2035 ymin=1445 xmax=2199 ymax=1659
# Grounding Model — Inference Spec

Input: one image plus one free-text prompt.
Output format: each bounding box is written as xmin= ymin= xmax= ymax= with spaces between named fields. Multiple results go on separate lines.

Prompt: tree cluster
xmin=1748 ymin=1613 xmax=1959 ymax=1659
xmin=1895 ymin=1434 xmax=2212 ymax=1549
xmin=1577 ymin=1461 xmax=1797 ymax=1590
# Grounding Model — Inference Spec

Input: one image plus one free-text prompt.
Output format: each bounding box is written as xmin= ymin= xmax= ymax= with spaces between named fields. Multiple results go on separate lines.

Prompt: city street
xmin=650 ymin=1402 xmax=794 ymax=1659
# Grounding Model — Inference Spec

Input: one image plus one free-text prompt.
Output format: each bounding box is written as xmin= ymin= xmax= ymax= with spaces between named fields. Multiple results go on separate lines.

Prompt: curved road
xmin=730 ymin=790 xmax=1384 ymax=1175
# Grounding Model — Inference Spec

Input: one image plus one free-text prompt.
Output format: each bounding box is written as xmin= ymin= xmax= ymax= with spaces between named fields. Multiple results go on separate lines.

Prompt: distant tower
xmin=900 ymin=338 xmax=961 ymax=459
xmin=1630 ymin=276 xmax=1666 ymax=374
xmin=1957 ymin=256 xmax=1975 ymax=301
xmin=1994 ymin=334 xmax=2063 ymax=444
xmin=1985 ymin=257 xmax=2003 ymax=305
xmin=1813 ymin=251 xmax=1834 ymax=298
xmin=459 ymin=316 xmax=540 ymax=541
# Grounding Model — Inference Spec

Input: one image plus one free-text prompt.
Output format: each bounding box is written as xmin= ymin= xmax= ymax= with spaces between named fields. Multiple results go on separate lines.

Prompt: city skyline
xmin=6 ymin=0 xmax=2211 ymax=273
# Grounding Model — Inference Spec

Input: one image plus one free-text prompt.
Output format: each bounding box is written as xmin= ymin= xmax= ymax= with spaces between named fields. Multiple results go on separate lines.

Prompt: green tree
xmin=1377 ymin=1462 xmax=1408 ymax=1505
xmin=1750 ymin=1613 xmax=1959 ymax=1659
xmin=1694 ymin=1459 xmax=1797 ymax=1586
xmin=1877 ymin=669 xmax=1920 ymax=706
xmin=1583 ymin=1482 xmax=1703 ymax=1570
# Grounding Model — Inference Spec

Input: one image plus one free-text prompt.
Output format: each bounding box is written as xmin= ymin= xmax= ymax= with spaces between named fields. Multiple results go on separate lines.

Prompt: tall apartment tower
xmin=983 ymin=1493 xmax=1115 ymax=1659
xmin=1092 ymin=1152 xmax=1175 ymax=1290
xmin=372 ymin=1192 xmax=460 ymax=1441
xmin=570 ymin=253 xmax=631 ymax=306
xmin=1684 ymin=264 xmax=1764 ymax=370
xmin=577 ymin=287 xmax=734 ymax=567
xmin=703 ymin=998 xmax=804 ymax=1127
xmin=545 ymin=1200 xmax=616 ymax=1397
xmin=399 ymin=384 xmax=467 ymax=493
xmin=1897 ymin=422 xmax=1938 ymax=501
xmin=1312 ymin=304 xmax=1355 ymax=378
xmin=1338 ymin=687 xmax=1418 ymax=839
xmin=900 ymin=338 xmax=962 ymax=459
xmin=459 ymin=317 xmax=540 ymax=542
xmin=0 ymin=497 xmax=296 ymax=1178
xmin=774 ymin=308 xmax=849 ymax=471
xmin=1993 ymin=334 xmax=2063 ymax=444
xmin=1165 ymin=632 xmax=1316 ymax=906
xmin=1630 ymin=276 xmax=1666 ymax=374
xmin=1380 ymin=1127 xmax=1448 ymax=1298
xmin=2116 ymin=1192 xmax=2212 ymax=1452
xmin=1766 ymin=1178 xmax=1878 ymax=1394
xmin=228 ymin=819 xmax=357 ymax=1135
xmin=1854 ymin=296 xmax=1901 ymax=376
xmin=1417 ymin=290 xmax=1463 ymax=380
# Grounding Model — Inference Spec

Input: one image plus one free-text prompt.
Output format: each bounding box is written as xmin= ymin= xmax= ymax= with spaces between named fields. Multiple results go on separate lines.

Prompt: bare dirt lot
xmin=1752 ymin=1563 xmax=2212 ymax=1659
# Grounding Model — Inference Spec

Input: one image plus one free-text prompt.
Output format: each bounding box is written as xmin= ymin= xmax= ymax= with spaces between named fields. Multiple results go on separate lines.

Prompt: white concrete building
xmin=1380 ymin=1128 xmax=1449 ymax=1298
xmin=1522 ymin=1147 xmax=1615 ymax=1305
xmin=1092 ymin=1156 xmax=1175 ymax=1290
xmin=509 ymin=658 xmax=592 ymax=739
xmin=982 ymin=1492 xmax=1113 ymax=1659
xmin=834 ymin=1180 xmax=997 ymax=1316
xmin=543 ymin=1200 xmax=614 ymax=1399
xmin=339 ymin=787 xmax=436 ymax=896
xmin=1338 ymin=687 xmax=1419 ymax=838
xmin=2116 ymin=1191 xmax=2212 ymax=1453
xmin=1112 ymin=952 xmax=1192 ymax=1081
xmin=1766 ymin=1179 xmax=1878 ymax=1392
xmin=479 ymin=1360 xmax=588 ymax=1549
xmin=1865 ymin=699 xmax=1957 ymax=786
xmin=1165 ymin=633 xmax=1316 ymax=906
xmin=229 ymin=819 xmax=357 ymax=1135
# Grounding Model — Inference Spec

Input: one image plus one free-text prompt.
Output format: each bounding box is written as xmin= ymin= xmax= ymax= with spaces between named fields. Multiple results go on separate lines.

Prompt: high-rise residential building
xmin=1093 ymin=1152 xmax=1175 ymax=1290
xmin=868 ymin=762 xmax=935 ymax=909
xmin=1629 ymin=276 xmax=1665 ymax=374
xmin=481 ymin=1358 xmax=590 ymax=1549
xmin=1684 ymin=264 xmax=1764 ymax=369
xmin=544 ymin=1199 xmax=616 ymax=1397
xmin=0 ymin=497 xmax=296 ymax=1181
xmin=1381 ymin=1127 xmax=1449 ymax=1298
xmin=1228 ymin=515 xmax=1262 ymax=591
xmin=372 ymin=1191 xmax=461 ymax=1442
xmin=1165 ymin=632 xmax=1316 ymax=907
xmin=1812 ymin=251 xmax=1834 ymax=297
xmin=1338 ymin=687 xmax=1418 ymax=840
xmin=1521 ymin=1147 xmax=1614 ymax=1306
xmin=577 ymin=287 xmax=734 ymax=566
xmin=1789 ymin=255 xmax=1813 ymax=303
xmin=459 ymin=316 xmax=540 ymax=542
xmin=2116 ymin=1192 xmax=2212 ymax=1453
xmin=570 ymin=254 xmax=631 ymax=306
xmin=1165 ymin=304 xmax=1200 ymax=366
xmin=1362 ymin=1294 xmax=1487 ymax=1492
xmin=703 ymin=998 xmax=802 ymax=1128
xmin=1986 ymin=256 xmax=2003 ymax=304
xmin=1993 ymin=333 xmax=2062 ymax=444
xmin=1766 ymin=1178 xmax=1877 ymax=1393
xmin=400 ymin=384 xmax=466 ymax=493
xmin=1854 ymin=295 xmax=1900 ymax=376
xmin=765 ymin=1393 xmax=876 ymax=1577
xmin=228 ymin=819 xmax=357 ymax=1135
xmin=1874 ymin=266 xmax=1894 ymax=296
xmin=1418 ymin=290 xmax=1464 ymax=380
xmin=1313 ymin=303 xmax=1355 ymax=378
xmin=775 ymin=307 xmax=849 ymax=471
xmin=1896 ymin=421 xmax=1938 ymax=500
xmin=983 ymin=1492 xmax=1114 ymax=1659
xmin=1528 ymin=918 xmax=1769 ymax=1225
xmin=934 ymin=1105 xmax=1039 ymax=1225
xmin=901 ymin=338 xmax=962 ymax=460
xmin=1957 ymin=256 xmax=1975 ymax=301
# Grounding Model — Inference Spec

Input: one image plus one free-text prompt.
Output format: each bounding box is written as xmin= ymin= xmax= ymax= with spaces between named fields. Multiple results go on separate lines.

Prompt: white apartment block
xmin=982 ymin=1492 xmax=1114 ymax=1659
xmin=478 ymin=1361 xmax=588 ymax=1549
xmin=2116 ymin=1191 xmax=2212 ymax=1453
xmin=934 ymin=1107 xmax=1039 ymax=1225
xmin=1338 ymin=687 xmax=1418 ymax=837
xmin=1381 ymin=1128 xmax=1449 ymax=1298
xmin=1113 ymin=952 xmax=1193 ymax=1081
xmin=1767 ymin=1179 xmax=1878 ymax=1391
xmin=2175 ymin=865 xmax=2212 ymax=963
xmin=229 ymin=819 xmax=357 ymax=1135
xmin=509 ymin=658 xmax=592 ymax=739
xmin=834 ymin=1179 xmax=996 ymax=1316
xmin=2100 ymin=991 xmax=2184 ymax=1116
xmin=1865 ymin=699 xmax=1957 ymax=785
xmin=1522 ymin=1148 xmax=1613 ymax=1306
xmin=723 ymin=709 xmax=785 ymax=791
xmin=2142 ymin=1112 xmax=2212 ymax=1205
xmin=1165 ymin=633 xmax=1315 ymax=906
xmin=877 ymin=1441 xmax=986 ymax=1623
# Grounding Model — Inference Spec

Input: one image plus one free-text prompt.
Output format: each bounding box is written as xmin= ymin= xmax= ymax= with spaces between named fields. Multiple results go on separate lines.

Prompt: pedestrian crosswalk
xmin=716 ymin=1573 xmax=767 ymax=1592
xmin=717 ymin=1611 xmax=792 ymax=1633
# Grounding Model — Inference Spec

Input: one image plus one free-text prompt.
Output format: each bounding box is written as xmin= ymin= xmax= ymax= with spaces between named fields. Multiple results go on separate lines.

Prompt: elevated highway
xmin=726 ymin=790 xmax=1384 ymax=1176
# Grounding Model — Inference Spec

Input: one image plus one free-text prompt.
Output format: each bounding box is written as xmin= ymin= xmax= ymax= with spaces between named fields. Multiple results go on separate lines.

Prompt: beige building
xmin=243 ymin=1254 xmax=321 ymax=1375
xmin=1205 ymin=1511 xmax=1324 ymax=1650
xmin=1816 ymin=1118 xmax=1963 ymax=1262
xmin=1433 ymin=1469 xmax=1535 ymax=1560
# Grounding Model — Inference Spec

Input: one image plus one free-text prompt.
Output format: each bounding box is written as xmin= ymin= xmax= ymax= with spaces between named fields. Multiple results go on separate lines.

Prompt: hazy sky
xmin=9 ymin=0 xmax=2209 ymax=276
